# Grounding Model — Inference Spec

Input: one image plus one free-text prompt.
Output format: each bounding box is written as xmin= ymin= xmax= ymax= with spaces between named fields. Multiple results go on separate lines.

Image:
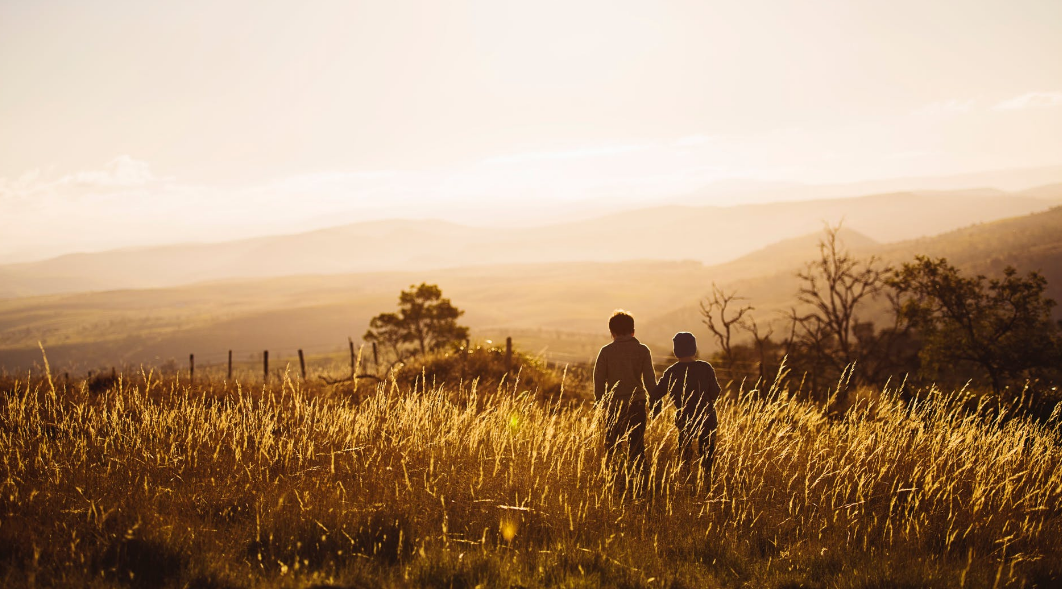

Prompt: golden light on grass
xmin=500 ymin=517 xmax=519 ymax=543
xmin=0 ymin=362 xmax=1059 ymax=587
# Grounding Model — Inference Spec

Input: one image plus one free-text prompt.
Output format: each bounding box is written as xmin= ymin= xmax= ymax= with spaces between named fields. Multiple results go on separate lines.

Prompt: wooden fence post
xmin=263 ymin=350 xmax=269 ymax=383
xmin=505 ymin=337 xmax=513 ymax=374
xmin=189 ymin=353 xmax=194 ymax=384
xmin=227 ymin=350 xmax=232 ymax=380
xmin=349 ymin=338 xmax=356 ymax=379
xmin=460 ymin=339 xmax=468 ymax=382
xmin=298 ymin=349 xmax=306 ymax=380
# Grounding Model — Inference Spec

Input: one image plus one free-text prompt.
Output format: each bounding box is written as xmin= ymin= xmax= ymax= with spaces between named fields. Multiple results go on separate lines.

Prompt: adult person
xmin=593 ymin=310 xmax=657 ymax=491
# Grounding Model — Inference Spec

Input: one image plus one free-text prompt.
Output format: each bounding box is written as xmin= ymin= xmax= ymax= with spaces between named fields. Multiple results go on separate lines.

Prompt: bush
xmin=390 ymin=344 xmax=591 ymax=404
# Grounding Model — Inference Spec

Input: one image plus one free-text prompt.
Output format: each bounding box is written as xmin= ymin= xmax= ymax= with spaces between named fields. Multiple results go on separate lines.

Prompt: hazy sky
xmin=2 ymin=0 xmax=1062 ymax=261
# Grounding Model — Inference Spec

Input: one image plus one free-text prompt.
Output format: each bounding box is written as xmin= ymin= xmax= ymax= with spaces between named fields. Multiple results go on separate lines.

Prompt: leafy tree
xmin=364 ymin=283 xmax=469 ymax=362
xmin=889 ymin=257 xmax=1060 ymax=392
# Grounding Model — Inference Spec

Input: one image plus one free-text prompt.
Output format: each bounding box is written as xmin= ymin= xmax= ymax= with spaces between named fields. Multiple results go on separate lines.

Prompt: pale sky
xmin=2 ymin=0 xmax=1062 ymax=262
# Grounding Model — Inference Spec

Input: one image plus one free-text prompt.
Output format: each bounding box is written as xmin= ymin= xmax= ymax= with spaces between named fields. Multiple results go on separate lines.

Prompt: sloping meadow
xmin=1 ymin=369 xmax=1060 ymax=588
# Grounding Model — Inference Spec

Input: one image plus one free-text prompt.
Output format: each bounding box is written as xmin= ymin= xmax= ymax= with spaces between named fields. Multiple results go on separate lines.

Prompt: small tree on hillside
xmin=889 ymin=257 xmax=1060 ymax=392
xmin=364 ymin=283 xmax=469 ymax=362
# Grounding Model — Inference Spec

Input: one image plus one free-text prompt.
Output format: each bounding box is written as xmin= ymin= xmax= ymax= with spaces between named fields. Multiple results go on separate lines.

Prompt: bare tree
xmin=700 ymin=283 xmax=753 ymax=378
xmin=794 ymin=223 xmax=888 ymax=373
xmin=781 ymin=307 xmax=801 ymax=360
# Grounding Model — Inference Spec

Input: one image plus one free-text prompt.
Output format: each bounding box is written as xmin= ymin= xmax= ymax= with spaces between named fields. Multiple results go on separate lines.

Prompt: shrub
xmin=389 ymin=344 xmax=591 ymax=404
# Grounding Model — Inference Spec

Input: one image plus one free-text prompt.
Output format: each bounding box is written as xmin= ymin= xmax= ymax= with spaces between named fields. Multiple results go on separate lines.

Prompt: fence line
xmin=22 ymin=335 xmax=778 ymax=384
xmin=172 ymin=341 xmax=773 ymax=375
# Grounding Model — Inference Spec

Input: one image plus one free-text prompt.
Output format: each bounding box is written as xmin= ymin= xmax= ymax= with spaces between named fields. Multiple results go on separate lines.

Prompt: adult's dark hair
xmin=609 ymin=310 xmax=635 ymax=336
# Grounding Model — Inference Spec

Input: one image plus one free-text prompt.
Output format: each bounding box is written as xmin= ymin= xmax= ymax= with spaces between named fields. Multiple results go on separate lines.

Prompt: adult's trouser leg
xmin=605 ymin=401 xmax=647 ymax=492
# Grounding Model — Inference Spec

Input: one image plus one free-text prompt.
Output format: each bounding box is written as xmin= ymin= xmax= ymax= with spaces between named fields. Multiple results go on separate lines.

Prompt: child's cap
xmin=673 ymin=332 xmax=697 ymax=358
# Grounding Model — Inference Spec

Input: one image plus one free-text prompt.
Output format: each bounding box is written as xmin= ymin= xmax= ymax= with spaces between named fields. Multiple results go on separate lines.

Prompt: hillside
xmin=661 ymin=205 xmax=1062 ymax=338
xmin=704 ymin=227 xmax=880 ymax=282
xmin=1018 ymin=181 xmax=1062 ymax=201
xmin=881 ymin=205 xmax=1062 ymax=280
xmin=0 ymin=262 xmax=718 ymax=372
xmin=3 ymin=207 xmax=1062 ymax=375
xmin=0 ymin=189 xmax=1055 ymax=298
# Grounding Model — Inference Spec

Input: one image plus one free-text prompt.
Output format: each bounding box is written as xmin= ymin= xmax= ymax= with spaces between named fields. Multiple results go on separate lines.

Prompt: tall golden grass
xmin=1 ymin=358 xmax=1060 ymax=588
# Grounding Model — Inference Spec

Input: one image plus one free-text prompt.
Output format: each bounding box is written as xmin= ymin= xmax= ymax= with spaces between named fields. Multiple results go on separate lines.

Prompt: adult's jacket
xmin=593 ymin=335 xmax=657 ymax=403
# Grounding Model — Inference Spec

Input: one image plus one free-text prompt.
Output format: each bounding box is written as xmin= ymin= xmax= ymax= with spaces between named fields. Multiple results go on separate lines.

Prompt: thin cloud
xmin=886 ymin=150 xmax=941 ymax=160
xmin=267 ymin=169 xmax=400 ymax=191
xmin=64 ymin=155 xmax=156 ymax=187
xmin=481 ymin=143 xmax=652 ymax=165
xmin=993 ymin=91 xmax=1062 ymax=110
xmin=914 ymin=99 xmax=977 ymax=116
xmin=674 ymin=134 xmax=718 ymax=147
xmin=0 ymin=167 xmax=47 ymax=201
xmin=0 ymin=155 xmax=158 ymax=201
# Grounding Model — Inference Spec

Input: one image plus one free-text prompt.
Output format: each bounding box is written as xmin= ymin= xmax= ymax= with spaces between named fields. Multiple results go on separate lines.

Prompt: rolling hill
xmin=655 ymin=205 xmax=1062 ymax=340
xmin=2 ymin=206 xmax=1061 ymax=375
xmin=1 ymin=188 xmax=1056 ymax=298
xmin=0 ymin=261 xmax=718 ymax=372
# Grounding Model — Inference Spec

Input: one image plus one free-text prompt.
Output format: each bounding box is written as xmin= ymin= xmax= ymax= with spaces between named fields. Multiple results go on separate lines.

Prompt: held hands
xmin=649 ymin=399 xmax=664 ymax=419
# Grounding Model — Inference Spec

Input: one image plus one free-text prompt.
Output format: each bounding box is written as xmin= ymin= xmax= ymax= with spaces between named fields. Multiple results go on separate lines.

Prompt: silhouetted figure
xmin=593 ymin=310 xmax=657 ymax=494
xmin=651 ymin=332 xmax=721 ymax=485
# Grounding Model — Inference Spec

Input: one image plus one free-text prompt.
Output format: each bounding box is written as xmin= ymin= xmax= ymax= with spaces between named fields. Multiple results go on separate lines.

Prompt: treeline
xmin=351 ymin=231 xmax=1061 ymax=415
xmin=703 ymin=224 xmax=1062 ymax=404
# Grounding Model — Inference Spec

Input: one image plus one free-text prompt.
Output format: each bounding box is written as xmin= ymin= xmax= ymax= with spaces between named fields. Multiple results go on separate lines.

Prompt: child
xmin=651 ymin=332 xmax=721 ymax=482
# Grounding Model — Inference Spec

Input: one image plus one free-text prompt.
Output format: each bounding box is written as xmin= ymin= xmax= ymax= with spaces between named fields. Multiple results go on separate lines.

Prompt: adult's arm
xmin=641 ymin=346 xmax=658 ymax=396
xmin=649 ymin=368 xmax=668 ymax=404
xmin=593 ymin=348 xmax=607 ymax=401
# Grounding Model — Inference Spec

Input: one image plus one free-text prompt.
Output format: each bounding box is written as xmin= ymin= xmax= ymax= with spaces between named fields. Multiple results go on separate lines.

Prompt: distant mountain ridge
xmin=675 ymin=165 xmax=1062 ymax=205
xmin=2 ymin=206 xmax=1062 ymax=372
xmin=704 ymin=227 xmax=880 ymax=283
xmin=0 ymin=186 xmax=1058 ymax=298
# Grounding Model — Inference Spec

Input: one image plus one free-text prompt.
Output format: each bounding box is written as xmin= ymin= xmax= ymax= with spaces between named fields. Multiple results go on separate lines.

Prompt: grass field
xmin=1 ymin=354 xmax=1060 ymax=588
